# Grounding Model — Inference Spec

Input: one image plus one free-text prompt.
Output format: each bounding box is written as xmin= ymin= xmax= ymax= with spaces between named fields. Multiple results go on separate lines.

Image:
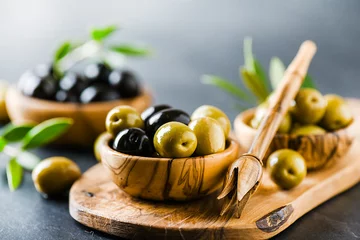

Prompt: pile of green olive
xmin=104 ymin=104 xmax=231 ymax=158
xmin=251 ymin=88 xmax=353 ymax=134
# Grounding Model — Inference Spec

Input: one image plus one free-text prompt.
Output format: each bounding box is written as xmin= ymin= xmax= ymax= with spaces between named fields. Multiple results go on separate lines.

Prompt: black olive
xmin=59 ymin=72 xmax=86 ymax=94
xmin=55 ymin=90 xmax=79 ymax=103
xmin=112 ymin=128 xmax=154 ymax=156
xmin=108 ymin=70 xmax=140 ymax=98
xmin=34 ymin=63 xmax=56 ymax=79
xmin=146 ymin=109 xmax=190 ymax=138
xmin=79 ymin=85 xmax=121 ymax=103
xmin=18 ymin=70 xmax=57 ymax=100
xmin=141 ymin=104 xmax=172 ymax=124
xmin=83 ymin=63 xmax=110 ymax=84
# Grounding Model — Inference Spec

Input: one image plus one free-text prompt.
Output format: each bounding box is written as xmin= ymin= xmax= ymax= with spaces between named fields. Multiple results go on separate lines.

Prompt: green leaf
xmin=201 ymin=75 xmax=255 ymax=104
xmin=16 ymin=151 xmax=41 ymax=171
xmin=254 ymin=59 xmax=270 ymax=95
xmin=269 ymin=57 xmax=286 ymax=90
xmin=54 ymin=41 xmax=72 ymax=63
xmin=6 ymin=158 xmax=23 ymax=191
xmin=240 ymin=68 xmax=268 ymax=103
xmin=301 ymin=74 xmax=316 ymax=89
xmin=110 ymin=44 xmax=152 ymax=56
xmin=90 ymin=25 xmax=118 ymax=41
xmin=243 ymin=37 xmax=255 ymax=72
xmin=0 ymin=137 xmax=6 ymax=152
xmin=2 ymin=124 xmax=34 ymax=142
xmin=22 ymin=118 xmax=73 ymax=150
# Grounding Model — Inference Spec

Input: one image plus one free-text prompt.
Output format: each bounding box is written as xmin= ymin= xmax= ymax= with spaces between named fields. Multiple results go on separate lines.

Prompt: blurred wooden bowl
xmin=99 ymin=133 xmax=240 ymax=201
xmin=5 ymin=87 xmax=152 ymax=147
xmin=234 ymin=108 xmax=354 ymax=170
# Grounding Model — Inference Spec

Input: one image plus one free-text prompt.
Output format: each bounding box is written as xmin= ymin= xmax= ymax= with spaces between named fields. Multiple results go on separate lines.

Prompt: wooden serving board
xmin=69 ymin=99 xmax=360 ymax=239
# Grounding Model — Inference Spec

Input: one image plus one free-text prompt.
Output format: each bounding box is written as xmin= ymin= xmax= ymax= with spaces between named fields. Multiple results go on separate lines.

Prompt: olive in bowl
xmin=234 ymin=91 xmax=354 ymax=170
xmin=99 ymin=104 xmax=240 ymax=200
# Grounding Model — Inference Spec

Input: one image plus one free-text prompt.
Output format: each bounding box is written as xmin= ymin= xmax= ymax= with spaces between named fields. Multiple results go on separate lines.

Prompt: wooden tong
xmin=218 ymin=41 xmax=317 ymax=218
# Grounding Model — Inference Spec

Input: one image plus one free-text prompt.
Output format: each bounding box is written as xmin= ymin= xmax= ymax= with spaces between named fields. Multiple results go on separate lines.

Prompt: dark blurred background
xmin=1 ymin=1 xmax=360 ymax=239
xmin=1 ymin=0 xmax=360 ymax=121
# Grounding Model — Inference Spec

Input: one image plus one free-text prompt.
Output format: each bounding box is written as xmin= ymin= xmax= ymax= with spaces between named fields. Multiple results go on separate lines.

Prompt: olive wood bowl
xmin=5 ymin=87 xmax=152 ymax=147
xmin=99 ymin=133 xmax=240 ymax=201
xmin=234 ymin=108 xmax=354 ymax=170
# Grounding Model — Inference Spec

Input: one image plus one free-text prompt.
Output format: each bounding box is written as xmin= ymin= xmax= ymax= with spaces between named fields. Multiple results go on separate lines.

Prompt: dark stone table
xmin=1 ymin=0 xmax=360 ymax=239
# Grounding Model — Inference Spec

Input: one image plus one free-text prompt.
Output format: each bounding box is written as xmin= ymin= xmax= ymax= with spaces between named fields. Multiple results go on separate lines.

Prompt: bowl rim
xmin=99 ymin=132 xmax=239 ymax=163
xmin=235 ymin=107 xmax=354 ymax=138
xmin=7 ymin=86 xmax=152 ymax=109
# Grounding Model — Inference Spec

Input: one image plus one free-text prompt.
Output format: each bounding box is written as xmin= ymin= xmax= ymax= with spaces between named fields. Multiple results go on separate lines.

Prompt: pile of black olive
xmin=18 ymin=62 xmax=141 ymax=103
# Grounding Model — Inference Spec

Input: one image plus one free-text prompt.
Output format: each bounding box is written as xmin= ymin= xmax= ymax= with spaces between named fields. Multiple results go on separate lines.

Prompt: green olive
xmin=0 ymin=81 xmax=9 ymax=122
xmin=189 ymin=117 xmax=225 ymax=155
xmin=105 ymin=106 xmax=144 ymax=137
xmin=250 ymin=102 xmax=292 ymax=134
xmin=320 ymin=94 xmax=353 ymax=131
xmin=32 ymin=157 xmax=81 ymax=196
xmin=94 ymin=132 xmax=107 ymax=162
xmin=153 ymin=122 xmax=197 ymax=158
xmin=267 ymin=149 xmax=307 ymax=190
xmin=191 ymin=105 xmax=231 ymax=138
xmin=291 ymin=88 xmax=327 ymax=124
xmin=291 ymin=125 xmax=326 ymax=135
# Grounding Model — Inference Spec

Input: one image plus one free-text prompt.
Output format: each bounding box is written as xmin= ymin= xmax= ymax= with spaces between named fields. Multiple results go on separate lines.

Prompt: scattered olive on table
xmin=250 ymin=89 xmax=353 ymax=134
xmin=266 ymin=149 xmax=307 ymax=190
xmin=104 ymin=104 xmax=231 ymax=158
xmin=18 ymin=62 xmax=142 ymax=103
xmin=32 ymin=157 xmax=81 ymax=196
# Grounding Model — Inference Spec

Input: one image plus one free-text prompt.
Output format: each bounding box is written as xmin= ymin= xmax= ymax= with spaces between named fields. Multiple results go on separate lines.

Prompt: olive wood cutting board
xmin=69 ymin=99 xmax=360 ymax=239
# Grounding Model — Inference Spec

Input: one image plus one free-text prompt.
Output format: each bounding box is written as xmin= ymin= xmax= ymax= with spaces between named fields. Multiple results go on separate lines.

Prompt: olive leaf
xmin=240 ymin=68 xmax=268 ymax=103
xmin=201 ymin=75 xmax=255 ymax=104
xmin=110 ymin=44 xmax=152 ymax=57
xmin=269 ymin=57 xmax=286 ymax=90
xmin=90 ymin=25 xmax=118 ymax=41
xmin=2 ymin=124 xmax=34 ymax=142
xmin=6 ymin=158 xmax=23 ymax=191
xmin=22 ymin=118 xmax=73 ymax=150
xmin=54 ymin=41 xmax=72 ymax=63
xmin=16 ymin=151 xmax=41 ymax=171
xmin=243 ymin=37 xmax=255 ymax=72
xmin=302 ymin=74 xmax=316 ymax=89
xmin=0 ymin=137 xmax=6 ymax=152
xmin=254 ymin=59 xmax=270 ymax=95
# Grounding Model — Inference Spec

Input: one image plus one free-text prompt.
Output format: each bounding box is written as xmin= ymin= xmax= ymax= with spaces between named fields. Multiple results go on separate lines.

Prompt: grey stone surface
xmin=0 ymin=0 xmax=360 ymax=239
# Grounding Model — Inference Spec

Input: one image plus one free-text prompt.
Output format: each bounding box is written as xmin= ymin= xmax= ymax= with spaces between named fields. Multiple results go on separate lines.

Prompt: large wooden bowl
xmin=5 ymin=87 xmax=152 ymax=147
xmin=99 ymin=133 xmax=240 ymax=201
xmin=234 ymin=108 xmax=354 ymax=170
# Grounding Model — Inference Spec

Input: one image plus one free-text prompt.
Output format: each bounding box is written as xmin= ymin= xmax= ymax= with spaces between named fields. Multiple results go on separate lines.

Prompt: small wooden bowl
xmin=99 ymin=133 xmax=240 ymax=201
xmin=234 ymin=108 xmax=354 ymax=170
xmin=5 ymin=87 xmax=152 ymax=147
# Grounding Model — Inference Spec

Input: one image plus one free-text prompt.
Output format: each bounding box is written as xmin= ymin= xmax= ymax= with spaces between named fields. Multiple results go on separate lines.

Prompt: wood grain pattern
xmin=69 ymin=138 xmax=360 ymax=239
xmin=99 ymin=133 xmax=240 ymax=201
xmin=234 ymin=108 xmax=354 ymax=170
xmin=5 ymin=87 xmax=152 ymax=147
xmin=218 ymin=41 xmax=318 ymax=217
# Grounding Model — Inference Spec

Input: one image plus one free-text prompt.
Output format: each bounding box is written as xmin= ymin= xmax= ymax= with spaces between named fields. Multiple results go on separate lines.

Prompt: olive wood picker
xmin=218 ymin=40 xmax=317 ymax=218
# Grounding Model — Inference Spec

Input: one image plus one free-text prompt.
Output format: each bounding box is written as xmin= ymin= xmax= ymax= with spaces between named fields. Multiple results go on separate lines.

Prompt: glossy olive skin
xmin=113 ymin=128 xmax=154 ymax=156
xmin=83 ymin=63 xmax=110 ymax=84
xmin=19 ymin=70 xmax=57 ymax=100
xmin=154 ymin=122 xmax=197 ymax=158
xmin=291 ymin=125 xmax=326 ymax=135
xmin=59 ymin=72 xmax=86 ymax=94
xmin=79 ymin=85 xmax=121 ymax=103
xmin=251 ymin=102 xmax=292 ymax=134
xmin=188 ymin=117 xmax=225 ymax=156
xmin=267 ymin=149 xmax=307 ymax=190
xmin=320 ymin=94 xmax=353 ymax=131
xmin=146 ymin=109 xmax=190 ymax=137
xmin=105 ymin=106 xmax=144 ymax=137
xmin=141 ymin=104 xmax=172 ymax=124
xmin=292 ymin=88 xmax=327 ymax=124
xmin=108 ymin=70 xmax=140 ymax=98
xmin=191 ymin=105 xmax=231 ymax=138
xmin=55 ymin=90 xmax=79 ymax=103
xmin=32 ymin=157 xmax=81 ymax=196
